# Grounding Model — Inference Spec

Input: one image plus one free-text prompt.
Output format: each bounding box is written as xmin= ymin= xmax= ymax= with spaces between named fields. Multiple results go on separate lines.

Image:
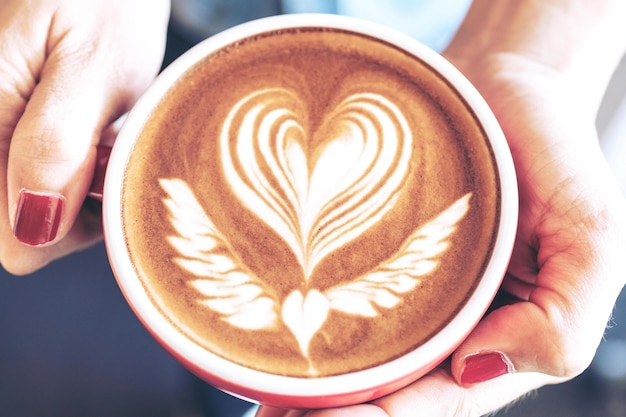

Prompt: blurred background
xmin=1 ymin=1 xmax=626 ymax=416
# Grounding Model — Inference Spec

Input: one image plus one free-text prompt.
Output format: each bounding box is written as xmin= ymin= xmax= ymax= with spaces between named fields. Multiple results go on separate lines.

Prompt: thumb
xmin=2 ymin=32 xmax=155 ymax=277
xmin=8 ymin=47 xmax=124 ymax=247
xmin=450 ymin=166 xmax=626 ymax=387
xmin=450 ymin=289 xmax=610 ymax=387
xmin=451 ymin=301 xmax=548 ymax=386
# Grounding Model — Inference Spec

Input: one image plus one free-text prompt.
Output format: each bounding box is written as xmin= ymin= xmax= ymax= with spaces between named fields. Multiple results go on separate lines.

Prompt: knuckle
xmin=12 ymin=123 xmax=90 ymax=175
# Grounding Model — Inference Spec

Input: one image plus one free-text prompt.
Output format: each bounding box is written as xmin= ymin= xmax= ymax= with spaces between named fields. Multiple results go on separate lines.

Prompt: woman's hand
xmin=257 ymin=0 xmax=626 ymax=415
xmin=0 ymin=0 xmax=170 ymax=274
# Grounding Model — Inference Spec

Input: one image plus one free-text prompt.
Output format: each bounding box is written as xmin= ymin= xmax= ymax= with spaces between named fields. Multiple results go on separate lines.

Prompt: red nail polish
xmin=13 ymin=190 xmax=64 ymax=246
xmin=88 ymin=144 xmax=112 ymax=201
xmin=460 ymin=352 xmax=511 ymax=385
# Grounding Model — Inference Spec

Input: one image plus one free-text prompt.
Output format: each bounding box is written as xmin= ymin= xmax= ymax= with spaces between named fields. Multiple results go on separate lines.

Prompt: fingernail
xmin=87 ymin=144 xmax=112 ymax=201
xmin=13 ymin=190 xmax=64 ymax=246
xmin=460 ymin=351 xmax=512 ymax=385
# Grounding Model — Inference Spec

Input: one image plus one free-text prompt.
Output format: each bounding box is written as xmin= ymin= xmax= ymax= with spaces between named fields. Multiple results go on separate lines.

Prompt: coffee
xmin=121 ymin=27 xmax=500 ymax=377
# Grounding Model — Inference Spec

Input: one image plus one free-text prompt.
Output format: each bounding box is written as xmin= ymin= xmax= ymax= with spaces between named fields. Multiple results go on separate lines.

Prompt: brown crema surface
xmin=122 ymin=27 xmax=500 ymax=377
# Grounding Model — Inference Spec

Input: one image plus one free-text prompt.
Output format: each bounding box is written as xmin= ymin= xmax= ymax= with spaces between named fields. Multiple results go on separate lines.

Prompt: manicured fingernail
xmin=13 ymin=190 xmax=64 ymax=246
xmin=87 ymin=144 xmax=112 ymax=201
xmin=460 ymin=352 xmax=512 ymax=385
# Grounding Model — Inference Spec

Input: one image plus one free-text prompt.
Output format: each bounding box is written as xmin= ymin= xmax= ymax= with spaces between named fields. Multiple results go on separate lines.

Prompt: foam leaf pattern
xmin=160 ymin=178 xmax=279 ymax=331
xmin=161 ymin=178 xmax=472 ymax=363
xmin=325 ymin=193 xmax=472 ymax=317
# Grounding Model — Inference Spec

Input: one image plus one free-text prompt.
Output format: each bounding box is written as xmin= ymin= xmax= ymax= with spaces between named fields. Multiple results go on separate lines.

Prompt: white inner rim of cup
xmin=104 ymin=13 xmax=518 ymax=399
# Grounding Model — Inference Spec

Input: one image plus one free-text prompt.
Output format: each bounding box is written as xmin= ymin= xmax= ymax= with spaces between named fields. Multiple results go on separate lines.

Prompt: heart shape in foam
xmin=281 ymin=289 xmax=330 ymax=359
xmin=220 ymin=88 xmax=414 ymax=278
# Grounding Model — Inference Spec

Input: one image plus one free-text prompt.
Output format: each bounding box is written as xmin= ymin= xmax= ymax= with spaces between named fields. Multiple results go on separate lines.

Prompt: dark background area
xmin=0 ymin=17 xmax=625 ymax=417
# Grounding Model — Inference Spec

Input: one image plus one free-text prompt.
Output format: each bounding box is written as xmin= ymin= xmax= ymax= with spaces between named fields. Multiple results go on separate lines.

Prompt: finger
xmin=0 ymin=198 xmax=104 ymax=275
xmin=1 ymin=49 xmax=120 ymax=275
xmin=452 ymin=173 xmax=626 ymax=385
xmin=296 ymin=368 xmax=555 ymax=417
xmin=450 ymin=292 xmax=614 ymax=387
xmin=255 ymin=405 xmax=381 ymax=417
xmin=7 ymin=35 xmax=127 ymax=246
xmin=307 ymin=405 xmax=386 ymax=417
xmin=371 ymin=367 xmax=557 ymax=417
xmin=257 ymin=369 xmax=556 ymax=417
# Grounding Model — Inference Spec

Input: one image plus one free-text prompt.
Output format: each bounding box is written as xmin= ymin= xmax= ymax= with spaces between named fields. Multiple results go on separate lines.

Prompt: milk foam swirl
xmin=122 ymin=27 xmax=499 ymax=379
xmin=160 ymin=177 xmax=471 ymax=369
xmin=220 ymin=88 xmax=413 ymax=278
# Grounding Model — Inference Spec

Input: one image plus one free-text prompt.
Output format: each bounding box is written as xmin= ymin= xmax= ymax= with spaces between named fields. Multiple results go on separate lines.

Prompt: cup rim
xmin=103 ymin=13 xmax=518 ymax=404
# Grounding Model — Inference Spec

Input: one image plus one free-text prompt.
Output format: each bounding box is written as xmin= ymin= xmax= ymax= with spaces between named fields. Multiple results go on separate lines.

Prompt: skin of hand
xmin=0 ymin=0 xmax=170 ymax=275
xmin=257 ymin=0 xmax=626 ymax=415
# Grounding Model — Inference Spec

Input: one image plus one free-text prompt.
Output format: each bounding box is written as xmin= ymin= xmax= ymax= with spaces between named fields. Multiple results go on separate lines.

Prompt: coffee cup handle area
xmin=87 ymin=114 xmax=127 ymax=202
xmin=87 ymin=144 xmax=112 ymax=202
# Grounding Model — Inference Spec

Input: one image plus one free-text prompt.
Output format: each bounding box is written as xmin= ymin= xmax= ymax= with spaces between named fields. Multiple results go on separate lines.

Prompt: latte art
xmin=122 ymin=27 xmax=501 ymax=377
xmin=158 ymin=84 xmax=472 ymax=372
xmin=221 ymin=88 xmax=413 ymax=278
xmin=160 ymin=176 xmax=471 ymax=372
